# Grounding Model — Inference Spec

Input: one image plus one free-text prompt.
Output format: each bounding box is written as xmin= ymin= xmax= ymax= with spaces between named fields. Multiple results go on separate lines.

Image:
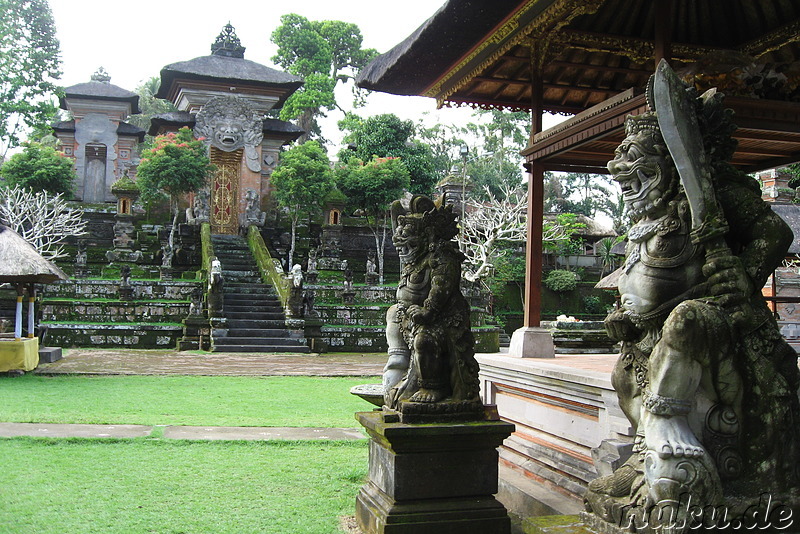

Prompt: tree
xmin=0 ymin=142 xmax=76 ymax=195
xmin=271 ymin=140 xmax=334 ymax=268
xmin=136 ymin=127 xmax=213 ymax=249
xmin=338 ymin=113 xmax=437 ymax=195
xmin=125 ymin=77 xmax=178 ymax=142
xmin=459 ymin=184 xmax=568 ymax=282
xmin=335 ymin=156 xmax=410 ymax=283
xmin=0 ymin=186 xmax=86 ymax=260
xmin=0 ymin=0 xmax=62 ymax=162
xmin=271 ymin=14 xmax=377 ymax=143
xmin=461 ymin=109 xmax=529 ymax=199
xmin=544 ymin=171 xmax=616 ymax=218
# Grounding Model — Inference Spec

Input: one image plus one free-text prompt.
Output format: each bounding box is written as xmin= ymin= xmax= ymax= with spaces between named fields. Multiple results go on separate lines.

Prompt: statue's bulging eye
xmin=627 ymin=145 xmax=642 ymax=160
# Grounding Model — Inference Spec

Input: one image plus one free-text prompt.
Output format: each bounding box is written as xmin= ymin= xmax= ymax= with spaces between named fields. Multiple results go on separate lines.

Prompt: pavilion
xmin=358 ymin=0 xmax=800 ymax=356
xmin=357 ymin=0 xmax=800 ymax=510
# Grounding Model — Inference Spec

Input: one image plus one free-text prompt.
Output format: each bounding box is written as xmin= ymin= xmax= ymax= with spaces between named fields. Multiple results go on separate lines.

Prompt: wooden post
xmin=14 ymin=285 xmax=23 ymax=341
xmin=27 ymin=284 xmax=35 ymax=338
xmin=508 ymin=56 xmax=555 ymax=358
xmin=654 ymin=0 xmax=673 ymax=65
xmin=524 ymin=67 xmax=544 ymax=328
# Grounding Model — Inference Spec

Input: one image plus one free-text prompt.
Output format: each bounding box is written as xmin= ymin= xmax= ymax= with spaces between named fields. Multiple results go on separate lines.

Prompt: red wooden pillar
xmin=523 ymin=67 xmax=544 ymax=328
xmin=509 ymin=61 xmax=554 ymax=357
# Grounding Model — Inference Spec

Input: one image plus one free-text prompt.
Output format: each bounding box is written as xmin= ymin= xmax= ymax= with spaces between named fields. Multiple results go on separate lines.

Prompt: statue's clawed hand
xmin=604 ymin=308 xmax=641 ymax=342
xmin=702 ymin=254 xmax=753 ymax=308
xmin=407 ymin=304 xmax=433 ymax=325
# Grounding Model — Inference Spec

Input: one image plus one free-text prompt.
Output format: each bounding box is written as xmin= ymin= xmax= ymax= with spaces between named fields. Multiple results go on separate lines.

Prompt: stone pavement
xmin=35 ymin=348 xmax=387 ymax=376
xmin=0 ymin=422 xmax=365 ymax=441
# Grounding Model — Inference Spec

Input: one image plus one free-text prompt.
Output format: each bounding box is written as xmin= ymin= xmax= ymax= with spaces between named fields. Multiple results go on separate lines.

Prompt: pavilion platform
xmin=477 ymin=351 xmax=631 ymax=517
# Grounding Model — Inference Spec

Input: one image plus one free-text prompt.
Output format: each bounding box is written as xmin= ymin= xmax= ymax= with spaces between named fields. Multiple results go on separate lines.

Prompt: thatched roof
xmin=0 ymin=226 xmax=68 ymax=284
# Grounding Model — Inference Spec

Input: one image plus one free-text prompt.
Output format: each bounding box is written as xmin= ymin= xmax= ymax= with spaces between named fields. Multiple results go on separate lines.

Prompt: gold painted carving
xmin=210 ymin=147 xmax=242 ymax=235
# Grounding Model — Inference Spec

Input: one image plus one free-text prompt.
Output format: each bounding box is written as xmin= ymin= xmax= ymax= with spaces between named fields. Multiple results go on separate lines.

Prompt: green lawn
xmin=0 ymin=438 xmax=367 ymax=534
xmin=0 ymin=375 xmax=379 ymax=427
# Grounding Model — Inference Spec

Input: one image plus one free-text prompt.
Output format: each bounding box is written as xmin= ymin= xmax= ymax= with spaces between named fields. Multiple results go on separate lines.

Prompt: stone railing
xmin=200 ymin=222 xmax=213 ymax=280
xmin=247 ymin=224 xmax=291 ymax=310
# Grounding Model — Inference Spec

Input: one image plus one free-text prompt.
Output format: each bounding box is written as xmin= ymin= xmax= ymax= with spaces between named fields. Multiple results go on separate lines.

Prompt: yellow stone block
xmin=0 ymin=337 xmax=39 ymax=372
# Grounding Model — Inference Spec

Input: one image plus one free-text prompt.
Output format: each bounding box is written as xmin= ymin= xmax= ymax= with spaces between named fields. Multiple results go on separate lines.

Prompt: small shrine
xmin=53 ymin=68 xmax=145 ymax=202
xmin=149 ymin=24 xmax=304 ymax=234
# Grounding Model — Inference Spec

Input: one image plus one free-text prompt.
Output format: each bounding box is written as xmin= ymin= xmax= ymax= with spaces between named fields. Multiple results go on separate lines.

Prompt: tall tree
xmin=136 ymin=127 xmax=213 ymax=249
xmin=337 ymin=113 xmax=437 ymax=195
xmin=271 ymin=14 xmax=377 ymax=143
xmin=0 ymin=0 xmax=62 ymax=162
xmin=0 ymin=141 xmax=76 ymax=195
xmin=335 ymin=155 xmax=410 ymax=283
xmin=457 ymin=109 xmax=529 ymax=199
xmin=270 ymin=140 xmax=334 ymax=269
xmin=125 ymin=77 xmax=178 ymax=142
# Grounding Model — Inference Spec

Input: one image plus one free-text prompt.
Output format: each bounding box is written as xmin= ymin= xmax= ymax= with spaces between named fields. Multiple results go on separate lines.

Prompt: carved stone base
xmin=397 ymin=399 xmax=485 ymax=424
xmin=365 ymin=272 xmax=379 ymax=286
xmin=159 ymin=267 xmax=173 ymax=281
xmin=508 ymin=326 xmax=555 ymax=358
xmin=355 ymin=410 xmax=514 ymax=534
xmin=342 ymin=290 xmax=356 ymax=304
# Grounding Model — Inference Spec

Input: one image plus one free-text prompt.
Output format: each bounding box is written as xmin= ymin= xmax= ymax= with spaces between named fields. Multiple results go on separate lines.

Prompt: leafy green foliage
xmin=337 ymin=113 xmax=436 ymax=194
xmin=0 ymin=0 xmax=62 ymax=160
xmin=544 ymin=269 xmax=578 ymax=293
xmin=335 ymin=155 xmax=410 ymax=282
xmin=136 ymin=127 xmax=213 ymax=246
xmin=335 ymin=155 xmax=410 ymax=215
xmin=544 ymin=172 xmax=625 ymax=233
xmin=125 ymin=77 xmax=178 ymax=143
xmin=271 ymin=140 xmax=334 ymax=266
xmin=0 ymin=141 xmax=76 ymax=195
xmin=271 ymin=14 xmax=377 ymax=143
xmin=272 ymin=140 xmax=334 ymax=214
xmin=462 ymin=109 xmax=529 ymax=198
xmin=136 ymin=127 xmax=212 ymax=207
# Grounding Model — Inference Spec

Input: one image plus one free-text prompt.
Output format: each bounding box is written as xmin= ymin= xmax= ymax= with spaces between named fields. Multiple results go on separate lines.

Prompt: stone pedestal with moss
xmin=355 ymin=409 xmax=514 ymax=534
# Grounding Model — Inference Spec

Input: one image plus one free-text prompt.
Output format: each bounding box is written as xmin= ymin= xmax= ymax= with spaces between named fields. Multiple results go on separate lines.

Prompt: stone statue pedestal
xmin=508 ymin=326 xmax=555 ymax=358
xmin=118 ymin=285 xmax=134 ymax=301
xmin=355 ymin=410 xmax=514 ymax=534
xmin=365 ymin=272 xmax=379 ymax=286
xmin=159 ymin=267 xmax=173 ymax=281
xmin=342 ymin=290 xmax=356 ymax=304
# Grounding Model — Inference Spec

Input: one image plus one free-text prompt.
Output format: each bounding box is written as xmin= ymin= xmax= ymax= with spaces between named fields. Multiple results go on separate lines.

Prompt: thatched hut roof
xmin=0 ymin=226 xmax=68 ymax=284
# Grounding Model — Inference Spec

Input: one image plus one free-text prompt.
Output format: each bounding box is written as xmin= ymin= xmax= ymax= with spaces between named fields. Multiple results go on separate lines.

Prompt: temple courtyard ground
xmin=1 ymin=348 xmax=617 ymax=533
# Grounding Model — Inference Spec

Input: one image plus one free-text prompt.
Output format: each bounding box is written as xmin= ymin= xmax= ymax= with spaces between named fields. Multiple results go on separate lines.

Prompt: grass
xmin=0 ymin=375 xmax=379 ymax=427
xmin=0 ymin=437 xmax=367 ymax=534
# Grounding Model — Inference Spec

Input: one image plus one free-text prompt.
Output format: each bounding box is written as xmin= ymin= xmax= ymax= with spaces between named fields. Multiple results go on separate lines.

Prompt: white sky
xmin=48 ymin=0 xmax=489 ymax=150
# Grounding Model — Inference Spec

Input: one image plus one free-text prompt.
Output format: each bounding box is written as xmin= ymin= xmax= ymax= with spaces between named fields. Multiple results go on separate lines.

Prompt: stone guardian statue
xmin=583 ymin=60 xmax=800 ymax=531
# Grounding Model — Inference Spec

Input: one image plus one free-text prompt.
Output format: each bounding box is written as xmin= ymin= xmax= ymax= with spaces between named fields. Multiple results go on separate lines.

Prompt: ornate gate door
xmin=210 ymin=147 xmax=242 ymax=234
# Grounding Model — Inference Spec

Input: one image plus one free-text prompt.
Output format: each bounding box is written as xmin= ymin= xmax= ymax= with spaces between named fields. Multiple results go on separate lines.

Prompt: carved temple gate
xmin=210 ymin=147 xmax=242 ymax=235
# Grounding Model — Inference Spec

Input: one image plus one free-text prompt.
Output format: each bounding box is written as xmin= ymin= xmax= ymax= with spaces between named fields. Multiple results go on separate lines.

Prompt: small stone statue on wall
xmin=365 ymin=250 xmax=379 ymax=286
xmin=584 ymin=61 xmax=800 ymax=530
xmin=382 ymin=195 xmax=481 ymax=421
xmin=244 ymin=188 xmax=266 ymax=226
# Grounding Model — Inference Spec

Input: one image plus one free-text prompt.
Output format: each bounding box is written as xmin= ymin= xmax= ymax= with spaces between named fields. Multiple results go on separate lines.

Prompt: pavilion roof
xmin=155 ymin=55 xmax=303 ymax=109
xmin=358 ymin=0 xmax=800 ymax=114
xmin=60 ymin=80 xmax=140 ymax=114
xmin=0 ymin=226 xmax=67 ymax=284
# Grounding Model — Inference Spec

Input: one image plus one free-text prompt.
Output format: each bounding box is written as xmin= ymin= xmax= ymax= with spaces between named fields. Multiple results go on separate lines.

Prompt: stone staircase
xmin=210 ymin=234 xmax=309 ymax=353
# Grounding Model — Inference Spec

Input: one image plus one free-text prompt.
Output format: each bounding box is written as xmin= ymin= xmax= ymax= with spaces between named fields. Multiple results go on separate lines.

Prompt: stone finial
xmin=91 ymin=67 xmax=111 ymax=84
xmin=211 ymin=23 xmax=245 ymax=58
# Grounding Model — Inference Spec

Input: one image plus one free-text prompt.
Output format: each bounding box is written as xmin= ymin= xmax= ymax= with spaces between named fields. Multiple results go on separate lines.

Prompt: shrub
xmin=544 ymin=269 xmax=577 ymax=293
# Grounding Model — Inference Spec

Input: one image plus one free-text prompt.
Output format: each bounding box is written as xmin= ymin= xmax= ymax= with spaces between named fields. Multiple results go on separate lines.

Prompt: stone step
xmin=210 ymin=344 xmax=311 ymax=353
xmin=225 ymin=328 xmax=290 ymax=337
xmin=213 ymin=336 xmax=302 ymax=346
xmin=224 ymin=305 xmax=283 ymax=313
xmin=224 ymin=311 xmax=285 ymax=320
xmin=226 ymin=319 xmax=287 ymax=329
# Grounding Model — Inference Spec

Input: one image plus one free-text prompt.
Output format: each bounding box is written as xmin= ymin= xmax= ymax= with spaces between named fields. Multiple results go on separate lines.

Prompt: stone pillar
xmin=355 ymin=410 xmax=514 ymax=534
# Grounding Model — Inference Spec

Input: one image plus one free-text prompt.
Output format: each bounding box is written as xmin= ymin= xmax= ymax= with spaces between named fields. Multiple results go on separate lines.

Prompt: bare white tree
xmin=0 ymin=186 xmax=87 ymax=260
xmin=459 ymin=184 xmax=568 ymax=282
